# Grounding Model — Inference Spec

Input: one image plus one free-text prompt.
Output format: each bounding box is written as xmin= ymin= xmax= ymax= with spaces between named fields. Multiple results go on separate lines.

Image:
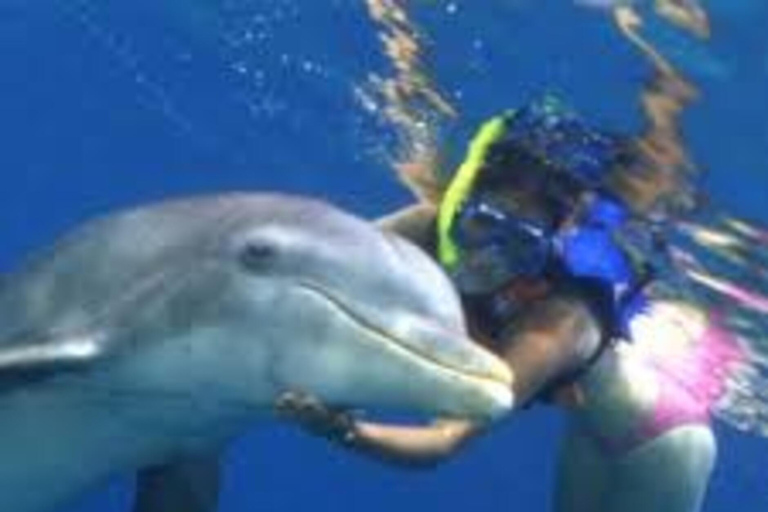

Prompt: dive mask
xmin=450 ymin=197 xmax=553 ymax=290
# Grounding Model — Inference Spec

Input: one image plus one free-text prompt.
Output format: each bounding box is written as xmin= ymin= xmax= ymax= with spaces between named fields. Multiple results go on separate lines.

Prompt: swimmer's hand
xmin=275 ymin=391 xmax=358 ymax=445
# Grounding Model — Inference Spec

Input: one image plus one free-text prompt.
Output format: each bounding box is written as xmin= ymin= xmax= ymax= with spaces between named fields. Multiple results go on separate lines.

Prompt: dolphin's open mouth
xmin=296 ymin=281 xmax=513 ymax=389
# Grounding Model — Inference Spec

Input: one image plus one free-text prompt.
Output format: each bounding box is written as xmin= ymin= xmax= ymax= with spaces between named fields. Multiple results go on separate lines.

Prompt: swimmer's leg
xmin=554 ymin=419 xmax=716 ymax=512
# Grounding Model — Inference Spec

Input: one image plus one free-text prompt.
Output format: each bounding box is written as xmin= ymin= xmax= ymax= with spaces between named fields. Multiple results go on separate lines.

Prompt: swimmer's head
xmin=439 ymin=96 xmax=638 ymax=292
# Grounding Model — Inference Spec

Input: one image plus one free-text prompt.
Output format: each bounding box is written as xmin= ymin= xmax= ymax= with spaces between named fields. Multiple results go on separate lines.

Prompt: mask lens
xmin=452 ymin=199 xmax=551 ymax=283
xmin=454 ymin=200 xmax=509 ymax=248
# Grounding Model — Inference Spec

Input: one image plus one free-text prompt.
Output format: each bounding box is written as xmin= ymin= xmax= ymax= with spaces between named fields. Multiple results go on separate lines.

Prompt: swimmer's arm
xmin=376 ymin=203 xmax=438 ymax=252
xmin=275 ymin=392 xmax=482 ymax=468
xmin=344 ymin=418 xmax=482 ymax=468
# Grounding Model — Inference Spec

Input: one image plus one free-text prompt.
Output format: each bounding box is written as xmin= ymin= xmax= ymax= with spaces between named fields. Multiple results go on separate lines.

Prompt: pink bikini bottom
xmin=590 ymin=318 xmax=745 ymax=456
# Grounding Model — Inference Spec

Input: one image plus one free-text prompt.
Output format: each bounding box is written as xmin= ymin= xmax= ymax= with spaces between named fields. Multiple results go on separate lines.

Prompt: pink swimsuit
xmin=593 ymin=315 xmax=746 ymax=456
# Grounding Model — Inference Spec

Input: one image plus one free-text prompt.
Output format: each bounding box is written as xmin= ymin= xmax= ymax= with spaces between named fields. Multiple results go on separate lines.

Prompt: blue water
xmin=1 ymin=1 xmax=767 ymax=511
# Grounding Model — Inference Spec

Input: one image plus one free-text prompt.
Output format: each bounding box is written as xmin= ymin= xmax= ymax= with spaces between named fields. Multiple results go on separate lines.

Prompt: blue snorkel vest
xmin=556 ymin=194 xmax=650 ymax=338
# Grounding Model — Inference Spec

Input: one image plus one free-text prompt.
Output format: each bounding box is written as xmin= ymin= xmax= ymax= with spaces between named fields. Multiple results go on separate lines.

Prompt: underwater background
xmin=0 ymin=0 xmax=767 ymax=510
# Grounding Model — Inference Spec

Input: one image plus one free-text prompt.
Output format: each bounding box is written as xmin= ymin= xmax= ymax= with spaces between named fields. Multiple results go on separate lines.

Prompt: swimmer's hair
xmin=605 ymin=139 xmax=699 ymax=218
xmin=396 ymin=112 xmax=700 ymax=221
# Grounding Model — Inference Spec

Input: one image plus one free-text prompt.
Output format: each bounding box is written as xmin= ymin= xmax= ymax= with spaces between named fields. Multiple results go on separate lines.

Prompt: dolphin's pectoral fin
xmin=133 ymin=456 xmax=221 ymax=512
xmin=0 ymin=331 xmax=109 ymax=384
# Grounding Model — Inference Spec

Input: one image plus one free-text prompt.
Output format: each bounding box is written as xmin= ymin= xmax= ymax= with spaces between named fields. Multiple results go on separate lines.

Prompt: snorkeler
xmin=272 ymin=0 xmax=762 ymax=489
xmin=277 ymin=92 xmax=740 ymax=512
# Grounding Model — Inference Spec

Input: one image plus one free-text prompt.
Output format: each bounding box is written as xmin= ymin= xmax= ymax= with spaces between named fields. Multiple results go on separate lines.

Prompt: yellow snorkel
xmin=437 ymin=114 xmax=511 ymax=269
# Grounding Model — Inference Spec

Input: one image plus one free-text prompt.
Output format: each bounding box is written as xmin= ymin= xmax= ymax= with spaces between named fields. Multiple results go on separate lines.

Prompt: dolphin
xmin=0 ymin=192 xmax=512 ymax=512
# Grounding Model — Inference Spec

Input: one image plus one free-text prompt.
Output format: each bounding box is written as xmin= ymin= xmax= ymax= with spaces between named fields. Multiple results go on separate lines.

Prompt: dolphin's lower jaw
xmin=293 ymin=282 xmax=514 ymax=419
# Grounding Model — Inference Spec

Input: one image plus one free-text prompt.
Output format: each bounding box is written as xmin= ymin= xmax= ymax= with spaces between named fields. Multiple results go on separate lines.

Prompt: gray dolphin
xmin=0 ymin=192 xmax=512 ymax=512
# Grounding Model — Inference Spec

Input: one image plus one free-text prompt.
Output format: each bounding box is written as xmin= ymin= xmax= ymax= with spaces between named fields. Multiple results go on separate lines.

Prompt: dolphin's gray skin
xmin=0 ymin=192 xmax=512 ymax=512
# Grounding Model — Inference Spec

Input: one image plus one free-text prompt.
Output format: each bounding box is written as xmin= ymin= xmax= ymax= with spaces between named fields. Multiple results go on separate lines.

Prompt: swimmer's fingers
xmin=274 ymin=391 xmax=358 ymax=443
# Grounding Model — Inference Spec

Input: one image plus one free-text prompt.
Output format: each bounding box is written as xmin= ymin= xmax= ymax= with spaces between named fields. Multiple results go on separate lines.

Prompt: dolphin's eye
xmin=239 ymin=241 xmax=279 ymax=270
